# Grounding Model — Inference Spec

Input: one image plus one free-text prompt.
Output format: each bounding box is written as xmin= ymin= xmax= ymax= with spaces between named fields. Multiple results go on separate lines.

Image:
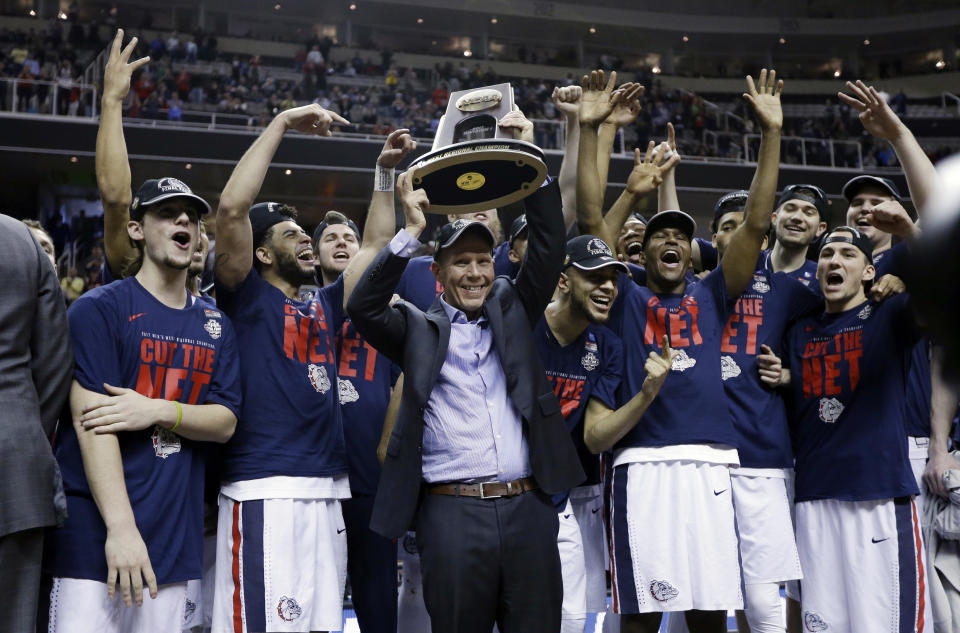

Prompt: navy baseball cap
xmin=434 ymin=219 xmax=496 ymax=257
xmin=643 ymin=210 xmax=697 ymax=246
xmin=564 ymin=235 xmax=629 ymax=273
xmin=130 ymin=177 xmax=211 ymax=221
xmin=711 ymin=190 xmax=749 ymax=232
xmin=777 ymin=184 xmax=828 ymax=218
xmin=625 ymin=212 xmax=647 ymax=226
xmin=509 ymin=214 xmax=528 ymax=246
xmin=250 ymin=202 xmax=297 ymax=248
xmin=313 ymin=214 xmax=361 ymax=246
xmin=841 ymin=176 xmax=903 ymax=203
xmin=820 ymin=226 xmax=873 ymax=262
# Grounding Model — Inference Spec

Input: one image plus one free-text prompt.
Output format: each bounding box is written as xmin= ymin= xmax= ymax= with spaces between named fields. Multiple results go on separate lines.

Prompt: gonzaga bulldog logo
xmin=152 ymin=425 xmax=181 ymax=458
xmin=720 ymin=355 xmax=741 ymax=381
xmin=804 ymin=611 xmax=828 ymax=631
xmin=649 ymin=580 xmax=679 ymax=602
xmin=276 ymin=596 xmax=302 ymax=622
xmin=818 ymin=397 xmax=844 ymax=423
xmin=671 ymin=349 xmax=696 ymax=372
xmin=308 ymin=364 xmax=331 ymax=394
xmin=338 ymin=377 xmax=359 ymax=404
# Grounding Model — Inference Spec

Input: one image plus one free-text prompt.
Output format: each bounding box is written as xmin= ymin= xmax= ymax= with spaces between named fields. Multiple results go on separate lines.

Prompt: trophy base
xmin=409 ymin=139 xmax=548 ymax=214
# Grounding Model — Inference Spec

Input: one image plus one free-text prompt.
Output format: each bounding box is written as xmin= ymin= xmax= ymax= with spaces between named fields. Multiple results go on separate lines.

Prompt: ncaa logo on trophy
xmin=410 ymin=83 xmax=548 ymax=214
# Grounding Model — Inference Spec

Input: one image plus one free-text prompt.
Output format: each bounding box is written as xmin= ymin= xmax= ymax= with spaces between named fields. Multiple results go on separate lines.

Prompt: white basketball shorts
xmin=795 ymin=496 xmax=931 ymax=633
xmin=211 ymin=496 xmax=347 ymax=633
xmin=570 ymin=483 xmax=608 ymax=613
xmin=608 ymin=460 xmax=743 ymax=613
xmin=44 ymin=577 xmax=188 ymax=633
xmin=730 ymin=469 xmax=802 ymax=585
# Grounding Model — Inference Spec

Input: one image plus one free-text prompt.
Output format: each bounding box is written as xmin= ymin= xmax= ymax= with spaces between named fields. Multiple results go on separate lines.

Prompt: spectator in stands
xmin=184 ymin=36 xmax=197 ymax=63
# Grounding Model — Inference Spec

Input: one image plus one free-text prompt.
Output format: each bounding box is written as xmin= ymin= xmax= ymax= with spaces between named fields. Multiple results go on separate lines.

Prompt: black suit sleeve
xmin=346 ymin=244 xmax=412 ymax=365
xmin=513 ymin=179 xmax=566 ymax=326
xmin=29 ymin=237 xmax=72 ymax=437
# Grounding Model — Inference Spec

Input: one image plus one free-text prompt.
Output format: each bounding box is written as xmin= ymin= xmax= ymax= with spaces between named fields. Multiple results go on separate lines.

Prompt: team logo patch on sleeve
xmin=670 ymin=349 xmax=697 ymax=372
xmin=803 ymin=611 xmax=828 ymax=631
xmin=818 ymin=397 xmax=844 ymax=423
xmin=152 ymin=426 xmax=182 ymax=458
xmin=203 ymin=319 xmax=221 ymax=339
xmin=720 ymin=355 xmax=741 ymax=381
xmin=276 ymin=596 xmax=302 ymax=622
xmin=338 ymin=377 xmax=359 ymax=404
xmin=308 ymin=364 xmax=332 ymax=394
xmin=204 ymin=309 xmax=221 ymax=318
xmin=649 ymin=580 xmax=679 ymax=602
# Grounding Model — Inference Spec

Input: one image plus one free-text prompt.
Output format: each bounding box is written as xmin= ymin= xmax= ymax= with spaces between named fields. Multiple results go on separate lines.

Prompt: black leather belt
xmin=427 ymin=476 xmax=538 ymax=499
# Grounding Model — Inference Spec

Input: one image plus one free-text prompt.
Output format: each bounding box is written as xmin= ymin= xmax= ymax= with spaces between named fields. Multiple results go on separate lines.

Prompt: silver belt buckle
xmin=480 ymin=481 xmax=502 ymax=499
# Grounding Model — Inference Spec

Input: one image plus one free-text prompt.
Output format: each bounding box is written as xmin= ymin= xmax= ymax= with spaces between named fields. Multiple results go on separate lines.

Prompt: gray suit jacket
xmin=0 ymin=215 xmax=72 ymax=537
xmin=347 ymin=180 xmax=585 ymax=538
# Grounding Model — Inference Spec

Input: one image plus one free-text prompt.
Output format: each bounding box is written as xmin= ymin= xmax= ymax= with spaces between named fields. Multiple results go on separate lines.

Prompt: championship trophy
xmin=410 ymin=83 xmax=548 ymax=214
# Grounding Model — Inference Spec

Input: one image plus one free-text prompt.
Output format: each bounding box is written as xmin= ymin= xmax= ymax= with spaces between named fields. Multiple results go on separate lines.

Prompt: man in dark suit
xmin=347 ymin=171 xmax=584 ymax=633
xmin=0 ymin=214 xmax=72 ymax=633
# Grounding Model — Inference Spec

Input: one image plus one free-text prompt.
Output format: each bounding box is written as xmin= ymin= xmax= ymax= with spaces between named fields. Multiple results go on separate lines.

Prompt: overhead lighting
xmin=682 ymin=35 xmax=689 ymax=42
xmin=28 ymin=9 xmax=36 ymax=16
xmin=349 ymin=3 xmax=357 ymax=9
xmin=463 ymin=49 xmax=472 ymax=57
xmin=70 ymin=156 xmax=78 ymax=163
xmin=490 ymin=17 xmax=498 ymax=24
xmin=416 ymin=17 xmax=423 ymax=24
xmin=58 ymin=11 xmax=67 ymax=20
xmin=274 ymin=3 xmax=281 ymax=9
xmin=651 ymin=65 xmax=662 ymax=74
xmin=863 ymin=38 xmax=870 ymax=46
xmin=936 ymin=60 xmax=946 ymax=70
xmin=778 ymin=36 xmax=786 ymax=44
xmin=588 ymin=26 xmax=597 ymax=34
xmin=285 ymin=168 xmax=293 ymax=175
xmin=833 ymin=69 xmax=841 ymax=78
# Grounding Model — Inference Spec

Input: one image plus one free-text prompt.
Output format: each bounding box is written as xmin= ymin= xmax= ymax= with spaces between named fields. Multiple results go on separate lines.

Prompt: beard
xmin=275 ymin=249 xmax=316 ymax=287
xmin=569 ymin=287 xmax=609 ymax=325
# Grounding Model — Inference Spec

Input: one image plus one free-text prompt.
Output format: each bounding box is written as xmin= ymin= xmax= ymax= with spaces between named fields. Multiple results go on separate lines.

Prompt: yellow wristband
xmin=172 ymin=401 xmax=183 ymax=432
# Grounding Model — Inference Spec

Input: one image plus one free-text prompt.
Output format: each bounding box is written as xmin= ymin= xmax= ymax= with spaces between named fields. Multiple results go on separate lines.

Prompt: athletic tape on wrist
xmin=375 ymin=166 xmax=395 ymax=192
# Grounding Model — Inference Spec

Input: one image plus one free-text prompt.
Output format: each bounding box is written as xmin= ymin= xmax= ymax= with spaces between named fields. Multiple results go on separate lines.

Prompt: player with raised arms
xmin=578 ymin=68 xmax=783 ymax=633
xmin=209 ymin=99 xmax=411 ymax=632
xmin=40 ymin=31 xmax=242 ymax=633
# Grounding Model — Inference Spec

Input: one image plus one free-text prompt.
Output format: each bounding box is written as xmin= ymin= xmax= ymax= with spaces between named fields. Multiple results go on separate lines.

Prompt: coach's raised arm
xmin=346 ymin=173 xmax=582 ymax=632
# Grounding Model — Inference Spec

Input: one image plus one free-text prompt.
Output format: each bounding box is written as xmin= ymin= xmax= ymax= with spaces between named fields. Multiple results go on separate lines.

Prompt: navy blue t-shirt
xmin=44 ymin=278 xmax=242 ymax=584
xmin=874 ymin=242 xmax=931 ymax=438
xmin=785 ymin=295 xmax=920 ymax=501
xmin=721 ymin=268 xmax=822 ymax=468
xmin=215 ymin=269 xmax=347 ymax=481
xmin=396 ymin=242 xmax=517 ymax=311
xmin=759 ymin=249 xmax=819 ymax=292
xmin=534 ymin=319 xmax=621 ymax=508
xmin=336 ymin=317 xmax=401 ymax=496
xmin=607 ymin=267 xmax=738 ymax=449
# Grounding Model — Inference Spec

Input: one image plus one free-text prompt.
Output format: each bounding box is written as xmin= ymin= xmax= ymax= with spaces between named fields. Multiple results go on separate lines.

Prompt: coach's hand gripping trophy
xmin=409 ymin=83 xmax=547 ymax=213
